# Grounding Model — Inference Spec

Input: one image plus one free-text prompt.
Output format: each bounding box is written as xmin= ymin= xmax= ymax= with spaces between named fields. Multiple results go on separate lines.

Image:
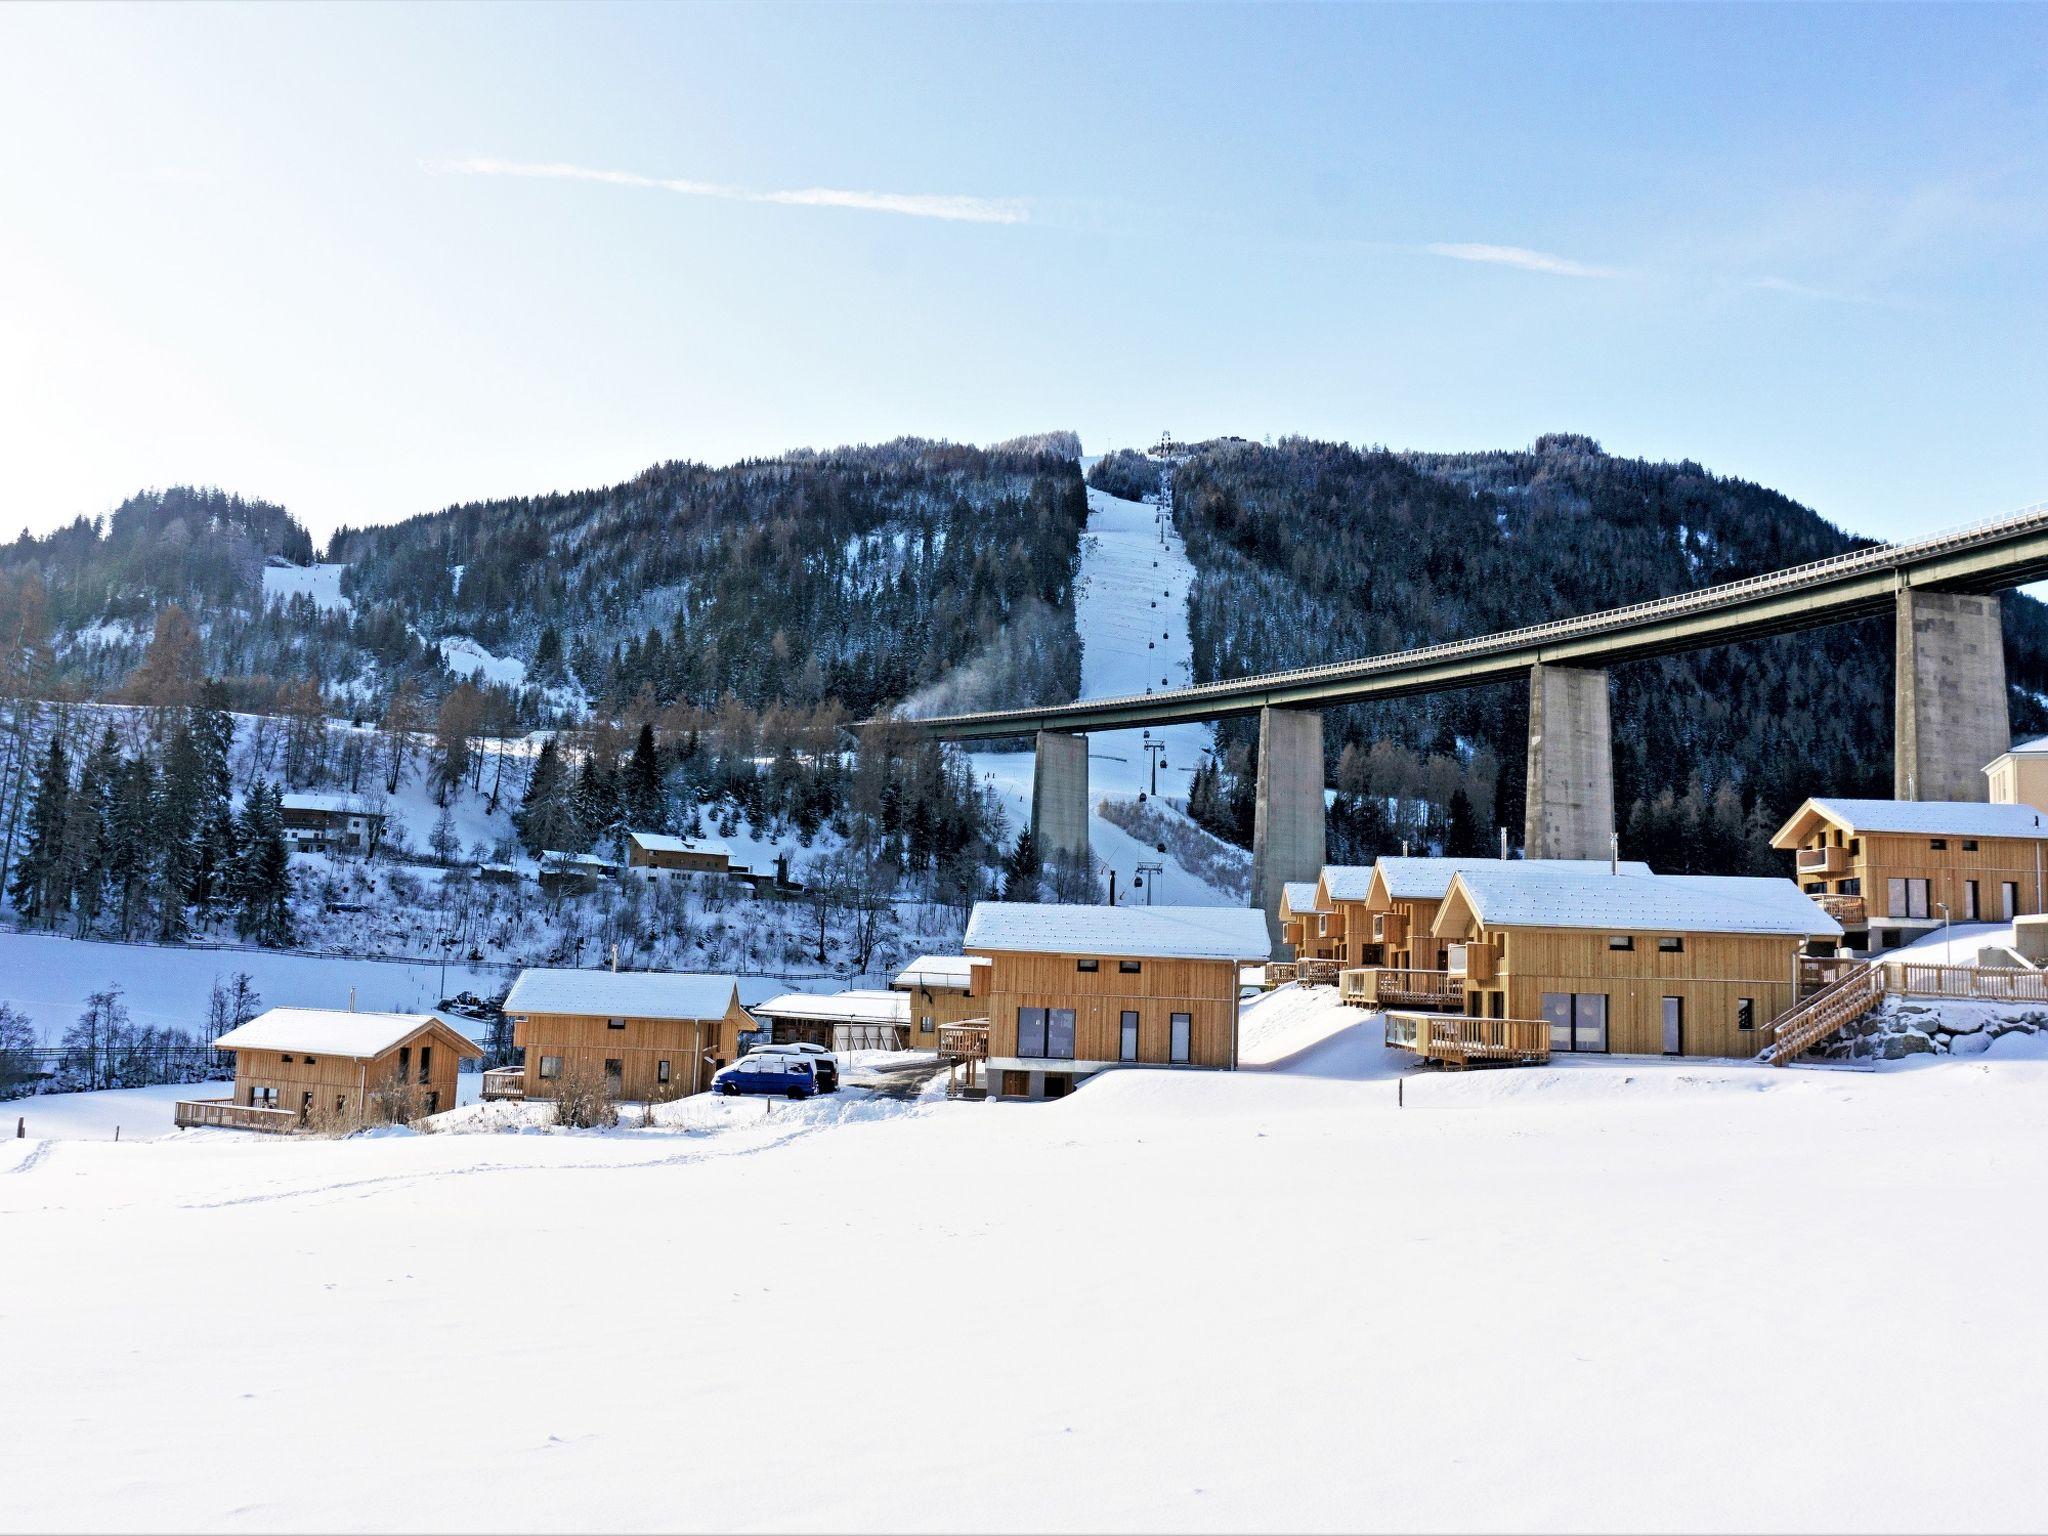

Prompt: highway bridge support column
xmin=1524 ymin=663 xmax=1614 ymax=861
xmin=1252 ymin=706 xmax=1327 ymax=949
xmin=1031 ymin=730 xmax=1090 ymax=875
xmin=1896 ymin=588 xmax=2007 ymax=801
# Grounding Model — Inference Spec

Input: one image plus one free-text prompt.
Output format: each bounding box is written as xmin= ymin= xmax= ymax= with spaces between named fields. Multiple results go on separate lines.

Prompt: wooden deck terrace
xmin=480 ymin=1067 xmax=526 ymax=1101
xmin=172 ymin=1098 xmax=300 ymax=1132
xmin=1383 ymin=1011 xmax=1551 ymax=1069
xmin=1340 ymin=967 xmax=1464 ymax=1010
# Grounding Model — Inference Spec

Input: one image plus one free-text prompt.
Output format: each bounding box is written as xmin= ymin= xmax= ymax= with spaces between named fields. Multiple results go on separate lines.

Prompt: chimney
xmin=348 ymin=986 xmax=356 ymax=1012
xmin=1499 ymin=826 xmax=1508 ymax=862
xmin=610 ymin=942 xmax=619 ymax=974
xmin=1610 ymin=832 xmax=1619 ymax=877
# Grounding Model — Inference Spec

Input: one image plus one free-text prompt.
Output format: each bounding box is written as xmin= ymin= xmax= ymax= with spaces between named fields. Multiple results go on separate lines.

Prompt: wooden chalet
xmin=891 ymin=955 xmax=990 ymax=1049
xmin=280 ymin=793 xmax=385 ymax=856
xmin=963 ymin=901 xmax=1272 ymax=1100
xmin=175 ymin=1008 xmax=481 ymax=1132
xmin=626 ymin=831 xmax=738 ymax=878
xmin=500 ymin=968 xmax=754 ymax=1102
xmin=1419 ymin=868 xmax=1843 ymax=1062
xmin=1332 ymin=856 xmax=1649 ymax=1008
xmin=1309 ymin=865 xmax=1376 ymax=969
xmin=1274 ymin=882 xmax=1340 ymax=980
xmin=1769 ymin=798 xmax=2048 ymax=952
xmin=749 ymin=990 xmax=909 ymax=1052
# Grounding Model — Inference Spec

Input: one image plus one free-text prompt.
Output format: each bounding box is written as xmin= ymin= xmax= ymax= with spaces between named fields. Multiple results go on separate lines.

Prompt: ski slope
xmin=970 ymin=470 xmax=1237 ymax=904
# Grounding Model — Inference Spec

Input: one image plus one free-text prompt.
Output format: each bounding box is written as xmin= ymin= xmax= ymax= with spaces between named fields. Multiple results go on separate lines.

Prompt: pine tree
xmin=1003 ymin=828 xmax=1040 ymax=900
xmin=514 ymin=737 xmax=582 ymax=855
xmin=1444 ymin=786 xmax=1484 ymax=857
xmin=623 ymin=722 xmax=664 ymax=829
xmin=232 ymin=782 xmax=295 ymax=947
xmin=8 ymin=734 xmax=67 ymax=922
xmin=154 ymin=727 xmax=206 ymax=940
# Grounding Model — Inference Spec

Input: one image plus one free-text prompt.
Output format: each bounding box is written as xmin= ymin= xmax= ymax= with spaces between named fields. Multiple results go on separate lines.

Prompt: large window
xmin=1541 ymin=992 xmax=1609 ymax=1053
xmin=539 ymin=1055 xmax=562 ymax=1080
xmin=1886 ymin=877 xmax=1930 ymax=919
xmin=1119 ymin=1010 xmax=1140 ymax=1062
xmin=1016 ymin=1008 xmax=1075 ymax=1059
xmin=1169 ymin=1013 xmax=1192 ymax=1064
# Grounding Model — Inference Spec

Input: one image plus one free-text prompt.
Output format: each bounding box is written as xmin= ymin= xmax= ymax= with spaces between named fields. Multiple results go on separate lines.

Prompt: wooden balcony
xmin=1446 ymin=941 xmax=1496 ymax=983
xmin=1813 ymin=893 xmax=1866 ymax=928
xmin=1296 ymin=958 xmax=1343 ymax=987
xmin=1338 ymin=967 xmax=1463 ymax=1010
xmin=1884 ymin=961 xmax=2048 ymax=1003
xmin=1796 ymin=846 xmax=1848 ymax=876
xmin=1264 ymin=962 xmax=1299 ymax=987
xmin=1372 ymin=911 xmax=1408 ymax=945
xmin=173 ymin=1097 xmax=299 ymax=1133
xmin=480 ymin=1067 xmax=526 ymax=1101
xmin=938 ymin=1022 xmax=990 ymax=1061
xmin=1384 ymin=1011 xmax=1550 ymax=1069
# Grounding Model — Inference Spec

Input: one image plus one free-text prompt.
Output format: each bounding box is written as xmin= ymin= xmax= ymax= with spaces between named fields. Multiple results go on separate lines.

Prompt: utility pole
xmin=1142 ymin=732 xmax=1167 ymax=796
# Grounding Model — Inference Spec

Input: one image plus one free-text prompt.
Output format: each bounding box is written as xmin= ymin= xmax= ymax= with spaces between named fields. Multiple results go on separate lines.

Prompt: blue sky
xmin=2 ymin=2 xmax=2044 ymax=546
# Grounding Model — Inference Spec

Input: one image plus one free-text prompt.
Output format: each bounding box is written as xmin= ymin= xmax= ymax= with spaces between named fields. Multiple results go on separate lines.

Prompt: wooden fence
xmin=1383 ymin=1011 xmax=1550 ymax=1069
xmin=172 ymin=1097 xmax=299 ymax=1132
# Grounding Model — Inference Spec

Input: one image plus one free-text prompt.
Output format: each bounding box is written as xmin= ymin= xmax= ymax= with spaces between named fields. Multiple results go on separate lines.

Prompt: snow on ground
xmin=7 ymin=1029 xmax=2047 ymax=1532
xmin=5 ymin=1071 xmax=495 ymax=1141
xmin=1890 ymin=920 xmax=2020 ymax=964
xmin=0 ymin=930 xmax=506 ymax=1046
xmin=969 ymin=476 xmax=1235 ymax=905
xmin=262 ymin=562 xmax=351 ymax=614
xmin=436 ymin=633 xmax=527 ymax=689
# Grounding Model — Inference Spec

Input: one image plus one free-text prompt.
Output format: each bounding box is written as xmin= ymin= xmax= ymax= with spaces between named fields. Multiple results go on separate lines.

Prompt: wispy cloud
xmin=425 ymin=156 xmax=1029 ymax=226
xmin=1748 ymin=274 xmax=1881 ymax=306
xmin=1420 ymin=242 xmax=1623 ymax=279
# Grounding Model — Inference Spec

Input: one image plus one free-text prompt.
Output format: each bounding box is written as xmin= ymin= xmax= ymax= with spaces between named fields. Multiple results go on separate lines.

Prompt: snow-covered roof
xmin=1280 ymin=882 xmax=1325 ymax=914
xmin=280 ymin=792 xmax=380 ymax=817
xmin=1372 ymin=855 xmax=1653 ymax=901
xmin=213 ymin=1007 xmax=480 ymax=1059
xmin=540 ymin=850 xmax=619 ymax=870
xmin=751 ymin=990 xmax=909 ymax=1024
xmin=503 ymin=968 xmax=739 ymax=1020
xmin=1318 ymin=866 xmax=1377 ymax=902
xmin=964 ymin=902 xmax=1273 ymax=962
xmin=1443 ymin=869 xmax=1842 ymax=938
xmin=628 ymin=831 xmax=733 ymax=859
xmin=891 ymin=955 xmax=988 ymax=991
xmin=1781 ymin=798 xmax=2048 ymax=840
xmin=1998 ymin=736 xmax=2048 ymax=757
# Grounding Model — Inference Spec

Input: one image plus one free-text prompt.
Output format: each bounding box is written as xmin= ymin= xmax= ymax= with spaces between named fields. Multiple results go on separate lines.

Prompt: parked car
xmin=713 ymin=1056 xmax=818 ymax=1099
xmin=746 ymin=1041 xmax=840 ymax=1091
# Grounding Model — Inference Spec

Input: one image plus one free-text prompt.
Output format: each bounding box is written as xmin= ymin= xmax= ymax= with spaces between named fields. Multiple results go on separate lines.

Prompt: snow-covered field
xmin=7 ymin=987 xmax=2046 ymax=1532
xmin=971 ymin=474 xmax=1235 ymax=905
xmin=261 ymin=561 xmax=351 ymax=613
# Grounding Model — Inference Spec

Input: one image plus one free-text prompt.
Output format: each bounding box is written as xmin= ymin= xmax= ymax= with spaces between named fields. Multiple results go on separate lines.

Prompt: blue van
xmin=712 ymin=1055 xmax=818 ymax=1099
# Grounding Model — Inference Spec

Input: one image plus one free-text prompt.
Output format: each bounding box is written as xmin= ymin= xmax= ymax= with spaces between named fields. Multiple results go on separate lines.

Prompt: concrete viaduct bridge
xmin=886 ymin=502 xmax=2048 ymax=940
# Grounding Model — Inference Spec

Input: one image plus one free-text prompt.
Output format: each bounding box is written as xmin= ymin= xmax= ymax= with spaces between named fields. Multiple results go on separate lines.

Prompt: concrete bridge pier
xmin=1896 ymin=588 xmax=2007 ymax=801
xmin=1251 ymin=706 xmax=1327 ymax=949
xmin=1031 ymin=729 xmax=1091 ymax=872
xmin=1523 ymin=662 xmax=1615 ymax=861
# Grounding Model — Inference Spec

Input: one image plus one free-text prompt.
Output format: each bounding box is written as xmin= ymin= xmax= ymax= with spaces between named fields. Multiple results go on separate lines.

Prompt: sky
xmin=1 ymin=2 xmax=2044 ymax=549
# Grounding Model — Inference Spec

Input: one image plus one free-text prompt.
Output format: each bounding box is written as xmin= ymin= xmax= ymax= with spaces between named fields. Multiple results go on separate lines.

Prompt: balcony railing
xmin=480 ymin=1067 xmax=526 ymax=1101
xmin=1296 ymin=958 xmax=1343 ymax=987
xmin=1264 ymin=962 xmax=1298 ymax=986
xmin=1797 ymin=847 xmax=1848 ymax=875
xmin=173 ymin=1097 xmax=299 ymax=1133
xmin=1812 ymin=893 xmax=1866 ymax=928
xmin=1383 ymin=1011 xmax=1550 ymax=1069
xmin=938 ymin=1022 xmax=990 ymax=1061
xmin=1338 ymin=967 xmax=1463 ymax=1010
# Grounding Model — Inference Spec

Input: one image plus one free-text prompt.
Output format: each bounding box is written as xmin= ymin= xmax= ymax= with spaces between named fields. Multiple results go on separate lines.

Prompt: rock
xmin=1877 ymin=1034 xmax=1936 ymax=1060
xmin=1951 ymin=1032 xmax=1994 ymax=1055
xmin=1942 ymin=1012 xmax=1987 ymax=1036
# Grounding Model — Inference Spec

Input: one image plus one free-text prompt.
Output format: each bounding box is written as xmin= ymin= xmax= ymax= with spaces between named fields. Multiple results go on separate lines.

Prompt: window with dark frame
xmin=1076 ymin=959 xmax=1099 ymax=973
xmin=608 ymin=1017 xmax=626 ymax=1030
xmin=1736 ymin=998 xmax=1756 ymax=1031
xmin=1016 ymin=1006 xmax=1048 ymax=1057
xmin=539 ymin=1055 xmax=562 ymax=1079
xmin=1930 ymin=839 xmax=1948 ymax=851
xmin=1963 ymin=839 xmax=1979 ymax=851
xmin=657 ymin=1059 xmax=671 ymax=1085
xmin=1118 ymin=960 xmax=1142 ymax=974
xmin=1607 ymin=935 xmax=1634 ymax=951
xmin=1658 ymin=936 xmax=1684 ymax=953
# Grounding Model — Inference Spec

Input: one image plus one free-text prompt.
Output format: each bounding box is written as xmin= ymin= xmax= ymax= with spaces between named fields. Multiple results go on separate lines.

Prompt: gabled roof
xmin=540 ymin=850 xmax=619 ymax=870
xmin=628 ymin=831 xmax=733 ymax=859
xmin=1316 ymin=866 xmax=1377 ymax=903
xmin=892 ymin=955 xmax=988 ymax=991
xmin=280 ymin=792 xmax=380 ymax=817
xmin=964 ymin=902 xmax=1272 ymax=962
xmin=213 ymin=1007 xmax=481 ymax=1059
xmin=503 ymin=968 xmax=740 ymax=1020
xmin=1279 ymin=882 xmax=1325 ymax=916
xmin=752 ymin=990 xmax=909 ymax=1024
xmin=1437 ymin=869 xmax=1842 ymax=938
xmin=1368 ymin=856 xmax=1652 ymax=903
xmin=1772 ymin=797 xmax=2048 ymax=844
xmin=1995 ymin=736 xmax=2048 ymax=758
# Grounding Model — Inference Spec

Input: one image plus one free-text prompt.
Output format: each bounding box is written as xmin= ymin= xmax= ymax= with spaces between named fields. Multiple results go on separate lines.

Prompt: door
xmin=1541 ymin=993 xmax=1573 ymax=1052
xmin=1965 ymin=881 xmax=1980 ymax=921
xmin=1662 ymin=997 xmax=1683 ymax=1056
xmin=1169 ymin=1013 xmax=1192 ymax=1064
xmin=1573 ymin=994 xmax=1609 ymax=1053
xmin=1119 ymin=1011 xmax=1139 ymax=1062
xmin=2004 ymin=882 xmax=2019 ymax=920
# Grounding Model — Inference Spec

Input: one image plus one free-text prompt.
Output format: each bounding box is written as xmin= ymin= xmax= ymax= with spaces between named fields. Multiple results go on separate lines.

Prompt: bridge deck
xmin=885 ymin=501 xmax=2048 ymax=738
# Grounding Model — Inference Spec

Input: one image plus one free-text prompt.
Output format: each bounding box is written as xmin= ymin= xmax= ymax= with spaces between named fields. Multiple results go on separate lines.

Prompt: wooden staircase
xmin=1761 ymin=962 xmax=1887 ymax=1065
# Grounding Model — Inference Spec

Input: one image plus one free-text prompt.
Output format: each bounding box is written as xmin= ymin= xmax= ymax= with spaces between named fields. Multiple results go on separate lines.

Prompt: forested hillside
xmin=1171 ymin=433 xmax=2048 ymax=872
